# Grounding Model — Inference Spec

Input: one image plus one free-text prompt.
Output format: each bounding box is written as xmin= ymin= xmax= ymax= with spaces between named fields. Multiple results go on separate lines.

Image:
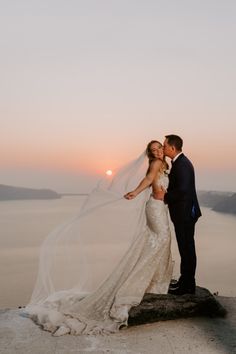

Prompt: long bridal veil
xmin=28 ymin=152 xmax=150 ymax=307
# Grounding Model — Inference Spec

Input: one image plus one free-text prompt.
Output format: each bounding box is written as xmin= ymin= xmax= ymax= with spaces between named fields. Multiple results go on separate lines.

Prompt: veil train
xmin=28 ymin=152 xmax=150 ymax=306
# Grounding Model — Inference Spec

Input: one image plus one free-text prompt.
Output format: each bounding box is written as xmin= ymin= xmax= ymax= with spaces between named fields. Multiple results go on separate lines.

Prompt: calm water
xmin=0 ymin=196 xmax=235 ymax=308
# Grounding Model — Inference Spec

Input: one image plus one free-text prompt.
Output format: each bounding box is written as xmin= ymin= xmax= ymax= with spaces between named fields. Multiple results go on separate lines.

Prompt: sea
xmin=0 ymin=196 xmax=236 ymax=308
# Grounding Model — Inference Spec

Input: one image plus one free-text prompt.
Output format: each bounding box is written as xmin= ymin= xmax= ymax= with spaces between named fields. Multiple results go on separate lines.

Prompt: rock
xmin=128 ymin=286 xmax=227 ymax=326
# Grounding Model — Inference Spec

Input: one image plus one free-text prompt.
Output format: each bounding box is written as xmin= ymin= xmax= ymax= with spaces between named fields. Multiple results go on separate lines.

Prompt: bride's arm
xmin=124 ymin=159 xmax=162 ymax=200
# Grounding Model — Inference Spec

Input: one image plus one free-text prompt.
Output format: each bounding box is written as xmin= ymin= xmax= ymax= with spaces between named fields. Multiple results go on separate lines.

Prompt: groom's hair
xmin=165 ymin=135 xmax=183 ymax=151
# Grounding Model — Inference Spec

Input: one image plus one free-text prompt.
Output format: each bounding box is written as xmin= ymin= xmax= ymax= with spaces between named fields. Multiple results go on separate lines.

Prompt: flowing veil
xmin=28 ymin=152 xmax=150 ymax=307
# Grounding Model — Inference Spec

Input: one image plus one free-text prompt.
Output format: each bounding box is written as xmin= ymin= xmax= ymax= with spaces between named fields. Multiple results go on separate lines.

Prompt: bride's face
xmin=150 ymin=143 xmax=163 ymax=159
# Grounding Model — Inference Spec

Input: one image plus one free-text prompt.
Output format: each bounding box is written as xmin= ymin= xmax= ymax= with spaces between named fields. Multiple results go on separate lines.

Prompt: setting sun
xmin=106 ymin=170 xmax=113 ymax=176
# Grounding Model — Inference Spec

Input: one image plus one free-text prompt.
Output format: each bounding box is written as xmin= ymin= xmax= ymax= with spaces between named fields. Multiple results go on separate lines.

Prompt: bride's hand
xmin=124 ymin=191 xmax=137 ymax=200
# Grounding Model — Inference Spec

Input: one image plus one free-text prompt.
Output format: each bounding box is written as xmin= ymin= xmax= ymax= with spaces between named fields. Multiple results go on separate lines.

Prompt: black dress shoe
xmin=169 ymin=280 xmax=181 ymax=290
xmin=168 ymin=285 xmax=196 ymax=295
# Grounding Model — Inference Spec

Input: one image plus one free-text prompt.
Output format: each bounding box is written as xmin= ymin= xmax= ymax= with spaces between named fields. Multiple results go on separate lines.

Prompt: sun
xmin=106 ymin=169 xmax=113 ymax=176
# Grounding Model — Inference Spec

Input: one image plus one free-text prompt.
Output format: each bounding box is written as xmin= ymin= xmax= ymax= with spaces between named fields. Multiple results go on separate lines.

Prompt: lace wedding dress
xmin=25 ymin=170 xmax=172 ymax=336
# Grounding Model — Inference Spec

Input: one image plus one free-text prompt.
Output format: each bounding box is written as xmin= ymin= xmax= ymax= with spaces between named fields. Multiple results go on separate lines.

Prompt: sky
xmin=1 ymin=0 xmax=236 ymax=193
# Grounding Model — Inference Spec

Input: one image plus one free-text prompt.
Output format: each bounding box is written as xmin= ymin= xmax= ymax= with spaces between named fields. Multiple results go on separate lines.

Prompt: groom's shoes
xmin=168 ymin=285 xmax=196 ymax=295
xmin=168 ymin=279 xmax=181 ymax=290
xmin=168 ymin=277 xmax=196 ymax=295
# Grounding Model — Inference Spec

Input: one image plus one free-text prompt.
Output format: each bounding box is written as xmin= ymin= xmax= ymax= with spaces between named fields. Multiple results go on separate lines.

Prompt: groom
xmin=156 ymin=134 xmax=201 ymax=295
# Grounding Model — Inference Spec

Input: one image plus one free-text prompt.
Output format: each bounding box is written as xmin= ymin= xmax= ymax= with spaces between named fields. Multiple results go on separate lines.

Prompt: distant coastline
xmin=0 ymin=184 xmax=61 ymax=201
xmin=0 ymin=184 xmax=90 ymax=201
xmin=1 ymin=184 xmax=235 ymax=215
xmin=198 ymin=190 xmax=236 ymax=215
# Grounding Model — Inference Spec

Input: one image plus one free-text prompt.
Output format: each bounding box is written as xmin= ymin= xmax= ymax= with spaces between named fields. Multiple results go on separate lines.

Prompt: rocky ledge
xmin=129 ymin=286 xmax=227 ymax=326
xmin=0 ymin=291 xmax=235 ymax=354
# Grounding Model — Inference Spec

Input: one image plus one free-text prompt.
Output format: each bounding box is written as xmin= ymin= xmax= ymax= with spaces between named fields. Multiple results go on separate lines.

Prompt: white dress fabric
xmin=26 ymin=173 xmax=172 ymax=336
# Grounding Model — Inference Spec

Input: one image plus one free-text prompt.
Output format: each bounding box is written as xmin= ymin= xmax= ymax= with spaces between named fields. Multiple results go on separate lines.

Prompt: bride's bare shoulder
xmin=150 ymin=158 xmax=163 ymax=166
xmin=149 ymin=158 xmax=163 ymax=172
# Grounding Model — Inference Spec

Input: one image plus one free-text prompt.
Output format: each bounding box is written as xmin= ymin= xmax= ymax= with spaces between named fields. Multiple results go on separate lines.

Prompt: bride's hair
xmin=146 ymin=140 xmax=169 ymax=174
xmin=146 ymin=140 xmax=162 ymax=161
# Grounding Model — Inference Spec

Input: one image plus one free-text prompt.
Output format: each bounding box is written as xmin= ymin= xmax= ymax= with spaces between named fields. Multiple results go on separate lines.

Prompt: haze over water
xmin=0 ymin=197 xmax=235 ymax=308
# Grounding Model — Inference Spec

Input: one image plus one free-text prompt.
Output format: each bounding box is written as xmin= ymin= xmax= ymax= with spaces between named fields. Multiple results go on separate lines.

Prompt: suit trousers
xmin=173 ymin=220 xmax=196 ymax=286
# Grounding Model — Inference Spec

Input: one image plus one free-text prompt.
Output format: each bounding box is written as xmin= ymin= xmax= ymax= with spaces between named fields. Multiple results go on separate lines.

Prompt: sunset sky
xmin=1 ymin=0 xmax=236 ymax=193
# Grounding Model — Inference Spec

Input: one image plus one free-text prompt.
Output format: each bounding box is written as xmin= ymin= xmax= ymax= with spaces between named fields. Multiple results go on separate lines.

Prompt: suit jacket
xmin=164 ymin=153 xmax=201 ymax=223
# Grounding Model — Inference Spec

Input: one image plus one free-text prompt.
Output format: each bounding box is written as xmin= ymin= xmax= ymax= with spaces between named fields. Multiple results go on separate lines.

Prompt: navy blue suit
xmin=164 ymin=153 xmax=201 ymax=286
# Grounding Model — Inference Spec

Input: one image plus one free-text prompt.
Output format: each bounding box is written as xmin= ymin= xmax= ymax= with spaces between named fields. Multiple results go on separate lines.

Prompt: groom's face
xmin=163 ymin=139 xmax=175 ymax=159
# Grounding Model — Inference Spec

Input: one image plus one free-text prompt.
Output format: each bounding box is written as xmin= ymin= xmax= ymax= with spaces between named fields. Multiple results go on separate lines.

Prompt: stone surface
xmin=129 ymin=286 xmax=227 ymax=326
xmin=0 ymin=297 xmax=236 ymax=353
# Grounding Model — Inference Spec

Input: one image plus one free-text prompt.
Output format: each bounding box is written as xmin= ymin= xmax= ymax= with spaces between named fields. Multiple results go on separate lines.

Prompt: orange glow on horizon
xmin=1 ymin=142 xmax=235 ymax=178
xmin=0 ymin=146 xmax=130 ymax=176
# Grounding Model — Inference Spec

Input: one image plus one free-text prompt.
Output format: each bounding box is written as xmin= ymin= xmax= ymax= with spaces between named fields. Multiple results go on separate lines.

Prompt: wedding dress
xmin=25 ymin=154 xmax=173 ymax=335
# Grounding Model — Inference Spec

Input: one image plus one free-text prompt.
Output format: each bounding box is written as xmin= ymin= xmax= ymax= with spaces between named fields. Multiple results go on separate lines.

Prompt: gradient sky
xmin=1 ymin=0 xmax=236 ymax=193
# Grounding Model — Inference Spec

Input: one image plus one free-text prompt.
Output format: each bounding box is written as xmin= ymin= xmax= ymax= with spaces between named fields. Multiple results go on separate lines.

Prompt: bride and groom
xmin=25 ymin=134 xmax=201 ymax=335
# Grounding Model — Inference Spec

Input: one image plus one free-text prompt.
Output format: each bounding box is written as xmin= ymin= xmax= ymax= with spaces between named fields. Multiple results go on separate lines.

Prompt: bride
xmin=24 ymin=140 xmax=173 ymax=336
